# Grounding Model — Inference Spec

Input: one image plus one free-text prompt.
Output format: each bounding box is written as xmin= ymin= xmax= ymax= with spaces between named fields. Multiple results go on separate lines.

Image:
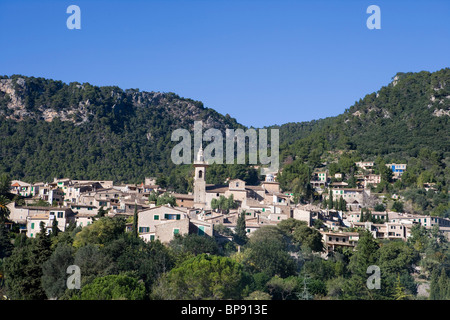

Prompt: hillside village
xmin=6 ymin=147 xmax=450 ymax=256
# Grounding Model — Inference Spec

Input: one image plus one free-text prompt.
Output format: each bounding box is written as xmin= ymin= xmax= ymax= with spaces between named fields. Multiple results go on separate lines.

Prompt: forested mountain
xmin=0 ymin=75 xmax=245 ymax=188
xmin=276 ymin=69 xmax=450 ymax=161
xmin=274 ymin=69 xmax=450 ymax=214
xmin=0 ymin=69 xmax=449 ymax=194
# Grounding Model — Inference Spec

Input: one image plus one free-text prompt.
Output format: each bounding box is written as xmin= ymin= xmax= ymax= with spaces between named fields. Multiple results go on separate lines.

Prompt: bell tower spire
xmin=193 ymin=146 xmax=208 ymax=208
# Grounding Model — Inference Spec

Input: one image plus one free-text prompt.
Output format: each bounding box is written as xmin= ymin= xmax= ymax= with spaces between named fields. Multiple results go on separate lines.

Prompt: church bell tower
xmin=193 ymin=146 xmax=208 ymax=208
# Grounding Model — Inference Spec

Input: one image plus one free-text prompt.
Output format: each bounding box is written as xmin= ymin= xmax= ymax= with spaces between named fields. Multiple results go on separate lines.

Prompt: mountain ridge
xmin=0 ymin=69 xmax=449 ymax=191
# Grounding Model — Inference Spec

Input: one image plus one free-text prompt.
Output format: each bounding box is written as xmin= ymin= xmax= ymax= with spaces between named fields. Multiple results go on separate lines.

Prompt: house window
xmin=198 ymin=226 xmax=205 ymax=236
xmin=246 ymin=229 xmax=250 ymax=233
xmin=31 ymin=223 xmax=35 ymax=229
xmin=150 ymin=235 xmax=155 ymax=241
xmin=154 ymin=215 xmax=159 ymax=220
xmin=173 ymin=228 xmax=180 ymax=235
xmin=198 ymin=170 xmax=203 ymax=179
xmin=57 ymin=212 xmax=64 ymax=218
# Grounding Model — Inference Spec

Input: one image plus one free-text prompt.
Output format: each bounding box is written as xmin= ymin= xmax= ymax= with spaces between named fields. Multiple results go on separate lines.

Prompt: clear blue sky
xmin=0 ymin=0 xmax=449 ymax=127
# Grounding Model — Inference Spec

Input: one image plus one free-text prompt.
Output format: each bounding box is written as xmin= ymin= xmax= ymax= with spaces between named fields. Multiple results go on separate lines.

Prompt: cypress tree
xmin=429 ymin=269 xmax=440 ymax=300
xmin=133 ymin=204 xmax=138 ymax=239
xmin=437 ymin=269 xmax=448 ymax=300
xmin=328 ymin=190 xmax=333 ymax=209
xmin=51 ymin=218 xmax=59 ymax=237
xmin=234 ymin=210 xmax=248 ymax=245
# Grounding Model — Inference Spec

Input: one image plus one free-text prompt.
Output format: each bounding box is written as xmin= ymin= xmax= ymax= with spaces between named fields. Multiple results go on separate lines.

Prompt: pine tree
xmin=4 ymin=222 xmax=53 ymax=299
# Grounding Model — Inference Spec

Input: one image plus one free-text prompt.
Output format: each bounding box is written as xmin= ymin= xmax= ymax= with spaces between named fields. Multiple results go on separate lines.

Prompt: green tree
xmin=243 ymin=226 xmax=297 ymax=278
xmin=338 ymin=196 xmax=347 ymax=211
xmin=0 ymin=223 xmax=13 ymax=259
xmin=266 ymin=275 xmax=299 ymax=300
xmin=292 ymin=224 xmax=324 ymax=252
xmin=343 ymin=231 xmax=384 ymax=300
xmin=132 ymin=204 xmax=138 ymax=239
xmin=234 ymin=210 xmax=248 ymax=245
xmin=0 ymin=173 xmax=11 ymax=195
xmin=0 ymin=195 xmax=11 ymax=223
xmin=429 ymin=269 xmax=441 ymax=300
xmin=41 ymin=243 xmax=75 ymax=299
xmin=348 ymin=230 xmax=379 ymax=276
xmin=3 ymin=246 xmax=33 ymax=299
xmin=151 ymin=254 xmax=245 ymax=300
xmin=407 ymin=224 xmax=430 ymax=253
xmin=437 ymin=269 xmax=449 ymax=300
xmin=102 ymin=235 xmax=174 ymax=291
xmin=96 ymin=206 xmax=108 ymax=218
xmin=148 ymin=191 xmax=158 ymax=203
xmin=72 ymin=217 xmax=125 ymax=248
xmin=277 ymin=218 xmax=307 ymax=235
xmin=4 ymin=225 xmax=53 ymax=299
xmin=328 ymin=190 xmax=333 ymax=209
xmin=244 ymin=290 xmax=272 ymax=300
xmin=169 ymin=233 xmax=219 ymax=257
xmin=75 ymin=274 xmax=146 ymax=300
xmin=74 ymin=243 xmax=113 ymax=287
xmin=51 ymin=218 xmax=60 ymax=237
xmin=391 ymin=201 xmax=404 ymax=213
xmin=211 ymin=195 xmax=238 ymax=214
xmin=156 ymin=193 xmax=177 ymax=207
xmin=377 ymin=240 xmax=417 ymax=275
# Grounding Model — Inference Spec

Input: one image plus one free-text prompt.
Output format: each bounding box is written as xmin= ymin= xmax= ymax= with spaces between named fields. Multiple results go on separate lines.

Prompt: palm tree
xmin=0 ymin=195 xmax=11 ymax=223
